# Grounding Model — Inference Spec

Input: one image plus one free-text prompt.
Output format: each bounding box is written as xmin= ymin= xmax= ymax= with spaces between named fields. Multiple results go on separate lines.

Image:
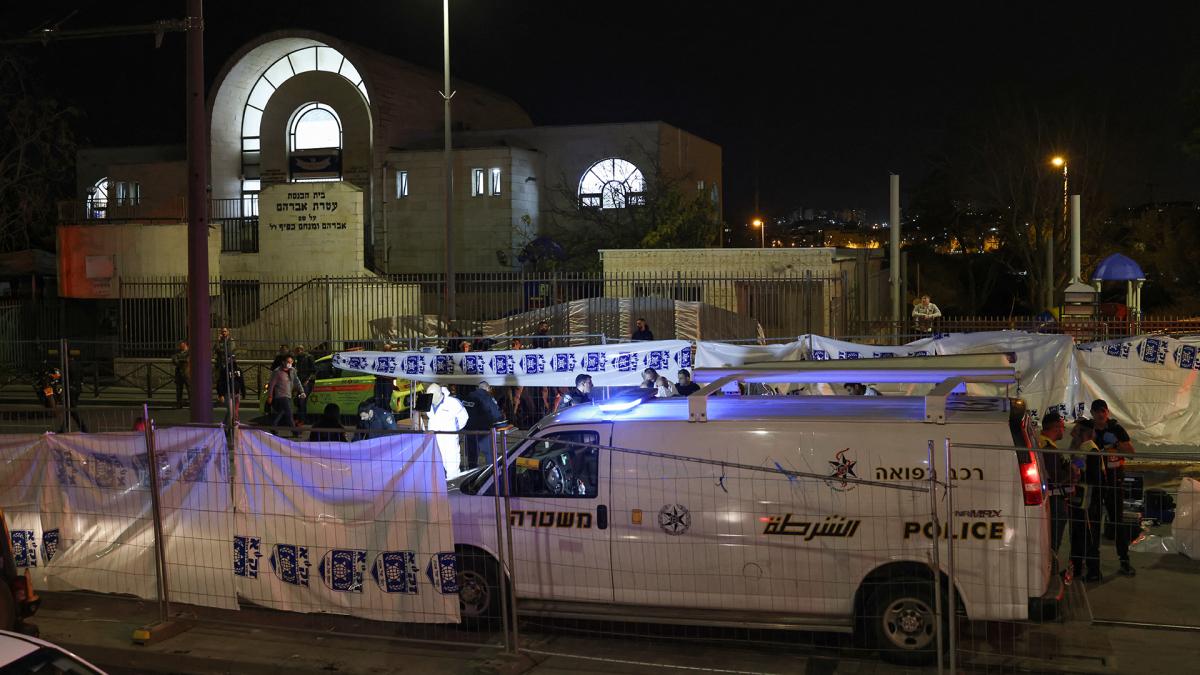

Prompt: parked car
xmin=0 ymin=630 xmax=106 ymax=673
xmin=448 ymin=361 xmax=1057 ymax=665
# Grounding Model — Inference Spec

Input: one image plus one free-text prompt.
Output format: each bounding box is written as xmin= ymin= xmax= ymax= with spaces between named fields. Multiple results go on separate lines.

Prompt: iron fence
xmin=108 ymin=271 xmax=850 ymax=354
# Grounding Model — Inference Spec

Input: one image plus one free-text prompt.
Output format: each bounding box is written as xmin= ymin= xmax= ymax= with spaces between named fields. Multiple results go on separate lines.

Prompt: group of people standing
xmin=1039 ymin=398 xmax=1136 ymax=582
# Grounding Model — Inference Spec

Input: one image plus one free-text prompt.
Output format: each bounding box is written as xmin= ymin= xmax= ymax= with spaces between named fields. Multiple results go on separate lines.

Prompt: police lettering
xmin=509 ymin=510 xmax=592 ymax=528
xmin=902 ymin=521 xmax=1005 ymax=540
xmin=763 ymin=514 xmax=862 ymax=540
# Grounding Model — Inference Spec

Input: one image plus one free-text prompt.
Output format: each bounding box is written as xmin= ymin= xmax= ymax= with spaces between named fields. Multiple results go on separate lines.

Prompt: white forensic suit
xmin=428 ymin=392 xmax=469 ymax=478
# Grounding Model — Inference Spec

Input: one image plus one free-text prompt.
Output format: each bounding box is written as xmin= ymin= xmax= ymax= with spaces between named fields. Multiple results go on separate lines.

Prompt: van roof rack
xmin=689 ymin=354 xmax=1018 ymax=425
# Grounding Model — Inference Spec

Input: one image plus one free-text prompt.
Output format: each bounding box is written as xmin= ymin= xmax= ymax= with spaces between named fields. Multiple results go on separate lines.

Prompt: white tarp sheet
xmin=0 ymin=428 xmax=236 ymax=609
xmin=804 ymin=332 xmax=1080 ymax=424
xmin=333 ymin=340 xmax=694 ymax=387
xmin=1174 ymin=478 xmax=1200 ymax=560
xmin=694 ymin=340 xmax=806 ymax=368
xmin=1076 ymin=335 xmax=1200 ymax=447
xmin=232 ymin=429 xmax=460 ymax=623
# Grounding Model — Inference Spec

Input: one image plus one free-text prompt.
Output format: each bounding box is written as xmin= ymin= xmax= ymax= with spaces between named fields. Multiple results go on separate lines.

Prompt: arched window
xmin=240 ymin=45 xmax=368 ymax=193
xmin=289 ymin=103 xmax=342 ymax=151
xmin=578 ymin=158 xmax=645 ymax=209
xmin=87 ymin=178 xmax=109 ymax=219
xmin=287 ymin=102 xmax=342 ymax=182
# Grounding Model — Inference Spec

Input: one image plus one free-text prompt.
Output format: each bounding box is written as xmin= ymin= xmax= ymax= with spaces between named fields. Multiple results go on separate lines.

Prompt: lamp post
xmin=752 ymin=218 xmax=764 ymax=248
xmin=1046 ymin=155 xmax=1068 ymax=309
xmin=441 ymin=0 xmax=456 ymax=322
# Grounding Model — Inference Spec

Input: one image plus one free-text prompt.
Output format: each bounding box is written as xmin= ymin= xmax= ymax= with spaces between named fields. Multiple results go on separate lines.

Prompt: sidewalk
xmin=34 ymin=592 xmax=502 ymax=675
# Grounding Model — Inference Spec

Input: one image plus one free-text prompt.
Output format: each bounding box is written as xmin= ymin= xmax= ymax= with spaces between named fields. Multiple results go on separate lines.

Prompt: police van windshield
xmin=460 ymin=429 xmax=599 ymax=497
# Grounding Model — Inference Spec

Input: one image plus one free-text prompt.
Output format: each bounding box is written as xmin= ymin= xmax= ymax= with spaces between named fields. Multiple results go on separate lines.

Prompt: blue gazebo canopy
xmin=1091 ymin=253 xmax=1145 ymax=282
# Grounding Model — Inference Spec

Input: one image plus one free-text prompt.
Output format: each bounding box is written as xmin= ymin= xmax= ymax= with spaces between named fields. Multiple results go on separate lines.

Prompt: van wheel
xmin=864 ymin=577 xmax=944 ymax=666
xmin=456 ymin=547 xmax=505 ymax=630
xmin=0 ymin=583 xmax=17 ymax=632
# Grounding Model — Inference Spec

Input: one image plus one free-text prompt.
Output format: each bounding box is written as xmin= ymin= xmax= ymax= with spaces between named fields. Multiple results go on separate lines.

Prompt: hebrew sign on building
xmin=259 ymin=181 xmax=365 ymax=275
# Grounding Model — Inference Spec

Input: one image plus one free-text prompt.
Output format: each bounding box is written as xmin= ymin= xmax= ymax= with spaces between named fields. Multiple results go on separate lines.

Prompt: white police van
xmin=449 ymin=357 xmax=1058 ymax=663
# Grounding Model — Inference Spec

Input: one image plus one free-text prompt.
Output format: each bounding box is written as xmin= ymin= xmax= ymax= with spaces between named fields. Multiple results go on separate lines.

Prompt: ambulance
xmin=447 ymin=357 xmax=1059 ymax=664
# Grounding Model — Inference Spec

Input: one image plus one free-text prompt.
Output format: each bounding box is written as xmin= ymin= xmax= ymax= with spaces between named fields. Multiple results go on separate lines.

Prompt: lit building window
xmin=289 ymin=103 xmax=341 ymax=151
xmin=472 ymin=168 xmax=485 ymax=197
xmin=396 ymin=170 xmax=409 ymax=198
xmin=578 ymin=158 xmax=645 ymax=209
xmin=87 ymin=177 xmax=109 ymax=219
xmin=489 ymin=167 xmax=502 ymax=196
xmin=287 ymin=102 xmax=342 ymax=182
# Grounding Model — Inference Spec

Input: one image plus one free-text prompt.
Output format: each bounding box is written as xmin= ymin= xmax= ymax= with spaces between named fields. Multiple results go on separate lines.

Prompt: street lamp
xmin=752 ymin=218 xmax=764 ymax=248
xmin=1049 ymin=155 xmax=1068 ymax=222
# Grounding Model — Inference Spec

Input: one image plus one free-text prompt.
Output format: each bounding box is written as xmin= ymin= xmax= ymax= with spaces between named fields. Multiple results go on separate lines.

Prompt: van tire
xmin=455 ymin=546 xmax=507 ymax=631
xmin=863 ymin=576 xmax=944 ymax=666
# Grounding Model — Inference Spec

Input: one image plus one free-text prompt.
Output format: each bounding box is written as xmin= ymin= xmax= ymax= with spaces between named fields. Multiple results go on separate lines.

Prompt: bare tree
xmin=967 ymin=99 xmax=1109 ymax=310
xmin=0 ymin=54 xmax=78 ymax=253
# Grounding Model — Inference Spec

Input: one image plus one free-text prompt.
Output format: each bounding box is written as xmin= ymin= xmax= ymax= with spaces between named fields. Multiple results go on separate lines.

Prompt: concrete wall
xmin=57 ymin=223 xmax=221 ymax=299
xmin=381 ymin=146 xmax=535 ymax=273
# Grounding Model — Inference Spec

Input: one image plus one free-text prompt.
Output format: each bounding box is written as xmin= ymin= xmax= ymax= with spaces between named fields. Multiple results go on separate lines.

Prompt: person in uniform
xmin=1091 ymin=399 xmax=1136 ymax=576
xmin=555 ymin=374 xmax=594 ymax=412
xmin=1038 ymin=411 xmax=1070 ymax=574
xmin=1068 ymin=418 xmax=1103 ymax=581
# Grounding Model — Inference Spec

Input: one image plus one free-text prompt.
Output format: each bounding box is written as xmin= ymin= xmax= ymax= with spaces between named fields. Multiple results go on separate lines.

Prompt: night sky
xmin=5 ymin=1 xmax=1200 ymax=227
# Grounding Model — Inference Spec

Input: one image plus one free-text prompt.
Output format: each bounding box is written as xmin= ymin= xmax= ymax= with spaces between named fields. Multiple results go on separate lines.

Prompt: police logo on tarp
xmin=344 ymin=356 xmax=369 ymax=371
xmin=551 ymin=353 xmax=576 ymax=373
xmin=583 ymin=352 xmax=606 ymax=372
xmin=90 ymin=452 xmax=128 ymax=488
xmin=270 ymin=544 xmax=311 ymax=586
xmin=42 ymin=529 xmax=59 ymax=563
xmin=1139 ymin=338 xmax=1168 ymax=365
xmin=178 ymin=447 xmax=209 ymax=482
xmin=373 ymin=356 xmax=398 ymax=374
xmin=233 ymin=535 xmax=262 ymax=579
xmin=11 ymin=530 xmax=36 ymax=567
xmin=520 ymin=353 xmax=545 ymax=374
xmin=674 ymin=346 xmax=693 ymax=369
xmin=425 ymin=552 xmax=459 ymax=594
xmin=460 ymin=354 xmax=485 ymax=375
xmin=319 ymin=548 xmax=367 ymax=593
xmin=52 ymin=448 xmax=80 ymax=486
xmin=874 ymin=352 xmax=896 ymax=358
xmin=811 ymin=349 xmax=829 ymax=361
xmin=644 ymin=350 xmax=670 ymax=371
xmin=491 ymin=354 xmax=515 ymax=375
xmin=433 ymin=355 xmax=455 ymax=375
xmin=371 ymin=551 xmax=419 ymax=594
xmin=910 ymin=351 xmax=930 ymax=357
xmin=1105 ymin=342 xmax=1131 ymax=359
xmin=838 ymin=351 xmax=860 ymax=359
xmin=403 ymin=355 xmax=426 ymax=375
xmin=613 ymin=352 xmax=637 ymax=372
xmin=1175 ymin=345 xmax=1200 ymax=370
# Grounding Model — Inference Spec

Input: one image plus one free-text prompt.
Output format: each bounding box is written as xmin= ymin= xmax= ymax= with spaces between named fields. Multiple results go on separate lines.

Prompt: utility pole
xmin=889 ymin=174 xmax=901 ymax=325
xmin=185 ymin=0 xmax=210 ymax=422
xmin=441 ymin=0 xmax=456 ymax=323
